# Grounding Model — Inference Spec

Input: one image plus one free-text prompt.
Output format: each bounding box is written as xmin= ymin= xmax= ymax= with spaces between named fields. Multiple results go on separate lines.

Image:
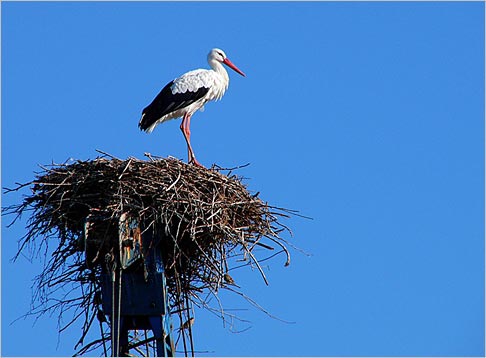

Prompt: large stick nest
xmin=4 ymin=153 xmax=295 ymax=355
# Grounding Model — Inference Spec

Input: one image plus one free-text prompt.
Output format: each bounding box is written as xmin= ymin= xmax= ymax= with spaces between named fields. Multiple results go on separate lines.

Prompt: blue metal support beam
xmin=86 ymin=213 xmax=175 ymax=357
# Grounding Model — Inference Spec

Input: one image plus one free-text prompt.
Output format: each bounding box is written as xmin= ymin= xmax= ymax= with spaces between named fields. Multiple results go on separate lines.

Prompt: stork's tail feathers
xmin=138 ymin=112 xmax=157 ymax=133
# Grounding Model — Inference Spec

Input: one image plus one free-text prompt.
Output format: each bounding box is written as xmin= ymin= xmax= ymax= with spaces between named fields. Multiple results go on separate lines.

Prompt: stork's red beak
xmin=223 ymin=58 xmax=246 ymax=77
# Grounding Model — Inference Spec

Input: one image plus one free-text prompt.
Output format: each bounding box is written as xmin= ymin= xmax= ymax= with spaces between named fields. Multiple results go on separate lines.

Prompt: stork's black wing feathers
xmin=139 ymin=81 xmax=210 ymax=132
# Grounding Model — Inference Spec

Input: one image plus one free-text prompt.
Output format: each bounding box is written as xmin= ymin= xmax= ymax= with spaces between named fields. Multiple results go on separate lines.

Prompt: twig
xmin=3 ymin=154 xmax=299 ymax=356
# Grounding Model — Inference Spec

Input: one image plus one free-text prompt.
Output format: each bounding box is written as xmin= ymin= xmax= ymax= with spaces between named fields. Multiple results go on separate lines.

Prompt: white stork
xmin=139 ymin=48 xmax=245 ymax=167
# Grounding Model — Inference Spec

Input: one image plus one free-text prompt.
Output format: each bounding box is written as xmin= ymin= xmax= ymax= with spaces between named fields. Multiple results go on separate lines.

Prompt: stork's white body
xmin=143 ymin=67 xmax=230 ymax=133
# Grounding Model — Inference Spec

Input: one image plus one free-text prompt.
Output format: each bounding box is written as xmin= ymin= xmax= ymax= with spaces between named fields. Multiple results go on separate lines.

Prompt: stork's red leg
xmin=180 ymin=114 xmax=192 ymax=162
xmin=180 ymin=113 xmax=203 ymax=167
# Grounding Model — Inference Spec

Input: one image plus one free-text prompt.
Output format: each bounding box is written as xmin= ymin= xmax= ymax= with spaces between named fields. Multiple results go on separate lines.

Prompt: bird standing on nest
xmin=139 ymin=48 xmax=246 ymax=167
xmin=180 ymin=317 xmax=195 ymax=330
xmin=224 ymin=273 xmax=240 ymax=288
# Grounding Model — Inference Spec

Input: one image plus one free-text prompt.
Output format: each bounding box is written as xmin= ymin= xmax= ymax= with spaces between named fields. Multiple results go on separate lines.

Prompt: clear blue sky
xmin=2 ymin=1 xmax=484 ymax=356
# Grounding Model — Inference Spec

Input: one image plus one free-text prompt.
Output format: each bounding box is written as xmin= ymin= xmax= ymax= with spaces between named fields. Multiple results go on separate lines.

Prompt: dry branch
xmin=3 ymin=154 xmax=296 ymax=355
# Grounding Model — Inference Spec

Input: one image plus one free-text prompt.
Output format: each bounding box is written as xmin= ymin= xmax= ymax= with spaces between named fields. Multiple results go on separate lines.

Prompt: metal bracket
xmin=119 ymin=213 xmax=144 ymax=270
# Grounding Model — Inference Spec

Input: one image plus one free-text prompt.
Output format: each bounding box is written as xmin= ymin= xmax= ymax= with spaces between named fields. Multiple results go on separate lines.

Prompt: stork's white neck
xmin=209 ymin=59 xmax=229 ymax=85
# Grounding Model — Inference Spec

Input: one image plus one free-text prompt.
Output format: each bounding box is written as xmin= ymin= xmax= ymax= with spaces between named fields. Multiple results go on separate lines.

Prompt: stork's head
xmin=208 ymin=48 xmax=246 ymax=77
